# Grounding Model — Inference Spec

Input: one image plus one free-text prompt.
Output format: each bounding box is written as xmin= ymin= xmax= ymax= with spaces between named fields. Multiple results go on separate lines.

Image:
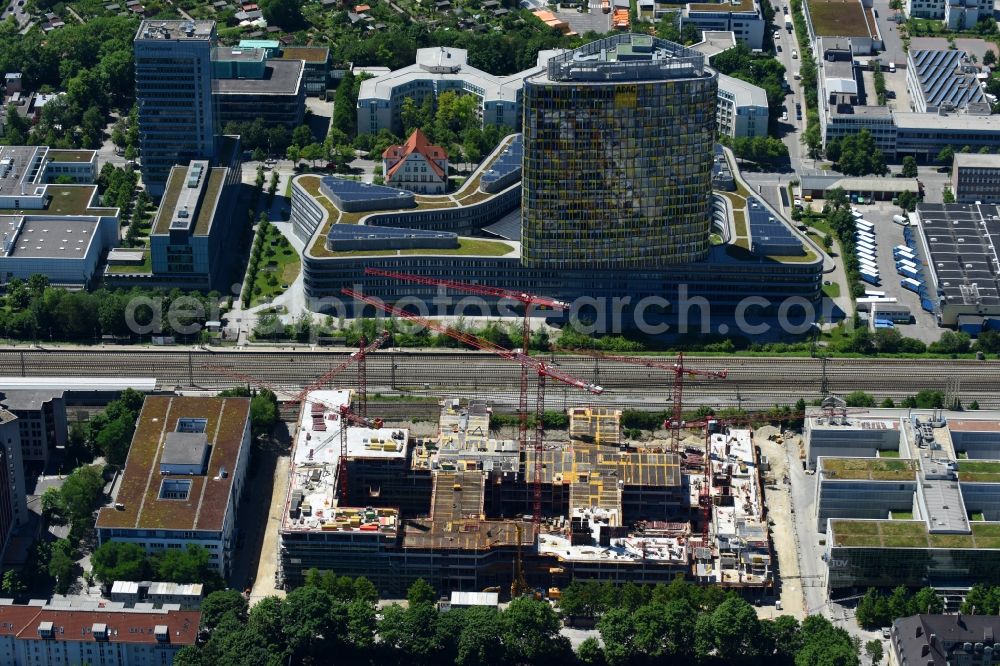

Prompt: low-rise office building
xmin=0 ymin=601 xmax=199 ymax=666
xmin=951 ymin=152 xmax=1000 ymax=203
xmin=905 ymin=0 xmax=983 ymax=26
xmin=277 ymin=46 xmax=330 ymax=96
xmin=212 ymin=48 xmax=304 ymax=129
xmin=716 ymin=73 xmax=769 ymax=138
xmin=96 ymin=396 xmax=252 ymax=577
xmin=817 ymin=38 xmax=896 ymax=152
xmin=356 ymin=47 xmax=557 ymax=135
xmin=0 ymin=389 xmax=66 ymax=470
xmin=682 ymin=0 xmax=765 ymax=50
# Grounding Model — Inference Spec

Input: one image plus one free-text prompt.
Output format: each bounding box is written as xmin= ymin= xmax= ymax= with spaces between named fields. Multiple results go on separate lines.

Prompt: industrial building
xmin=0 ymin=389 xmax=67 ymax=470
xmin=96 ymin=396 xmax=252 ymax=577
xmin=913 ymin=203 xmax=1000 ymax=329
xmin=355 ymin=47 xmax=558 ymax=136
xmin=0 ymin=409 xmax=25 ymax=566
xmin=278 ymin=391 xmax=773 ymax=596
xmin=809 ymin=408 xmax=1000 ymax=596
xmin=0 ymin=600 xmax=198 ymax=666
xmin=951 ymin=153 xmax=1000 ymax=204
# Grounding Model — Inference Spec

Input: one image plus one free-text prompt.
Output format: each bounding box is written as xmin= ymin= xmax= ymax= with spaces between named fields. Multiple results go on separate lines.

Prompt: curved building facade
xmin=521 ymin=34 xmax=717 ymax=270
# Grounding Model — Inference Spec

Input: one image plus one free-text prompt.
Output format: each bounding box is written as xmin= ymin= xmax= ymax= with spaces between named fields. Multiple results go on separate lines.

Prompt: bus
xmin=855 ymin=219 xmax=874 ymax=229
xmin=893 ymin=248 xmax=915 ymax=260
xmin=864 ymin=290 xmax=887 ymax=297
xmin=856 ymin=240 xmax=877 ymax=251
xmin=860 ymin=271 xmax=881 ymax=286
xmin=899 ymin=265 xmax=920 ymax=279
xmin=901 ymin=277 xmax=922 ymax=293
xmin=896 ymin=259 xmax=917 ymax=270
xmin=855 ymin=233 xmax=876 ymax=244
xmin=857 ymin=252 xmax=877 ymax=263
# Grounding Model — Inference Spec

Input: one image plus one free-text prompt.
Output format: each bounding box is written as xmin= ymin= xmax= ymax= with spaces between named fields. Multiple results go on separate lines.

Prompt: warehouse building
xmin=913 ymin=203 xmax=1000 ymax=328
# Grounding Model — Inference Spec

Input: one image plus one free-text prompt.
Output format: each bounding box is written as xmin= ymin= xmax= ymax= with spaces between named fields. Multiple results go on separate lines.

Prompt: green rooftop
xmin=152 ymin=166 xmax=226 ymax=237
xmin=957 ymin=461 xmax=1000 ymax=483
xmin=830 ymin=520 xmax=1000 ymax=549
xmin=46 ymin=149 xmax=95 ymax=163
xmin=0 ymin=185 xmax=116 ymax=217
xmin=820 ymin=458 xmax=917 ymax=481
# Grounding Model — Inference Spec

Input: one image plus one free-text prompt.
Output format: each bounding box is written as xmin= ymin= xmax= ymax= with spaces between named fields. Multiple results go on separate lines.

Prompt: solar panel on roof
xmin=480 ymin=135 xmax=522 ymax=194
xmin=747 ymin=197 xmax=804 ymax=256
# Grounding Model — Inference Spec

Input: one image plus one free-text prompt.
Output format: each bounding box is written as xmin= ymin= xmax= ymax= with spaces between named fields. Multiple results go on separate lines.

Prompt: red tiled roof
xmin=0 ymin=606 xmax=200 ymax=646
xmin=383 ymin=129 xmax=447 ymax=181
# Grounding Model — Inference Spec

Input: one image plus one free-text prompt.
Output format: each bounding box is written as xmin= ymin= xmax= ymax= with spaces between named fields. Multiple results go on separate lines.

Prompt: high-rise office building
xmin=521 ymin=34 xmax=717 ymax=270
xmin=134 ymin=20 xmax=217 ymax=196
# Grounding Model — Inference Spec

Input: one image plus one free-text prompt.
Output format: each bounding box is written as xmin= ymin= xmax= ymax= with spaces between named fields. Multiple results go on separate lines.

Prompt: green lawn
xmin=891 ymin=511 xmax=912 ymax=520
xmin=106 ymin=250 xmax=152 ymax=274
xmin=250 ymin=225 xmax=300 ymax=306
xmin=822 ymin=281 xmax=841 ymax=298
xmin=322 ymin=238 xmax=514 ymax=258
xmin=958 ymin=461 xmax=1000 ymax=483
xmin=878 ymin=449 xmax=899 ymax=458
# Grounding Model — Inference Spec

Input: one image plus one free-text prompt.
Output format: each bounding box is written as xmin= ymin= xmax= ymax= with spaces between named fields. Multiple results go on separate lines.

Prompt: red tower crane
xmin=293 ymin=330 xmax=392 ymax=406
xmin=363 ymin=268 xmax=570 ymax=465
xmin=565 ymin=349 xmax=727 ymax=451
xmin=341 ymin=287 xmax=602 ymax=524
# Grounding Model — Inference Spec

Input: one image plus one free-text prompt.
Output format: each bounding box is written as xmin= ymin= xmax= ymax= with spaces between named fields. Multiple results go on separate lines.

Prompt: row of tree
xmin=175 ymin=575 xmax=861 ymax=666
xmin=856 ymin=587 xmax=943 ymax=629
xmin=90 ymin=541 xmax=224 ymax=592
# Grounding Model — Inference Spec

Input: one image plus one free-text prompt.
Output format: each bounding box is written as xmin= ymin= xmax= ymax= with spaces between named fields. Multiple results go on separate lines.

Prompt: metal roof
xmin=916 ymin=203 xmax=1000 ymax=306
xmin=910 ymin=49 xmax=987 ymax=111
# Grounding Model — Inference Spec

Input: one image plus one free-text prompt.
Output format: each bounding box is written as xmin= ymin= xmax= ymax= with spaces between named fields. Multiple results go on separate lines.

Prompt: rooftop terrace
xmin=808 ymin=0 xmax=873 ymax=37
xmin=0 ymin=185 xmax=116 ymax=217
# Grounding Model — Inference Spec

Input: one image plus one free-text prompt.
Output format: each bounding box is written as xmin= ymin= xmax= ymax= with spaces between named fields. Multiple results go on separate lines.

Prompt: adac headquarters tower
xmin=521 ymin=34 xmax=718 ymax=270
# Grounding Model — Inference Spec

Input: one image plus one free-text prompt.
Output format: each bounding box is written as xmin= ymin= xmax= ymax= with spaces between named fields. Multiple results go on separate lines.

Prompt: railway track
xmin=0 ymin=348 xmax=995 ymax=410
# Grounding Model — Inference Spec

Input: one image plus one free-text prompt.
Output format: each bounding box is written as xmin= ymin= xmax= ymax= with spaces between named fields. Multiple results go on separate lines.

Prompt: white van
xmin=892 ymin=214 xmax=908 ymax=226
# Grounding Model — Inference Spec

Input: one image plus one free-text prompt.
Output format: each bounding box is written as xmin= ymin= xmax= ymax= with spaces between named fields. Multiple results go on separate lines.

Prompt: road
xmin=2 ymin=348 xmax=999 ymax=409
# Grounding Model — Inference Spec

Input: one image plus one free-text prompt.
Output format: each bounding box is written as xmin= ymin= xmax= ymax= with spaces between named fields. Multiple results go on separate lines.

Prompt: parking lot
xmin=850 ymin=202 xmax=941 ymax=343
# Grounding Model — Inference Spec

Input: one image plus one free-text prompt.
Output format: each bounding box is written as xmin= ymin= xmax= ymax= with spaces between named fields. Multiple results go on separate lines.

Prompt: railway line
xmin=0 ymin=348 xmax=995 ymax=410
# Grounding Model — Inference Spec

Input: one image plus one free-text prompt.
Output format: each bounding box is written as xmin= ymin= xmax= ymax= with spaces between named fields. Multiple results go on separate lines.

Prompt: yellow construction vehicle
xmin=510 ymin=522 xmax=529 ymax=599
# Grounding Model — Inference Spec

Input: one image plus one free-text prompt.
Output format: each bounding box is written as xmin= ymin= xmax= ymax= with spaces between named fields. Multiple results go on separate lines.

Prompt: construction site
xmin=277 ymin=390 xmax=774 ymax=597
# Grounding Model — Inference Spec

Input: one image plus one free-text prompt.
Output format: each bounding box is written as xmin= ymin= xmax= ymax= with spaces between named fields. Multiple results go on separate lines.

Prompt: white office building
xmin=716 ymin=73 xmax=769 ymax=137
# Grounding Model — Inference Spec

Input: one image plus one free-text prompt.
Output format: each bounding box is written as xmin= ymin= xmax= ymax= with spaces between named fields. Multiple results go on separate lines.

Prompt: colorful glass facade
xmin=521 ymin=34 xmax=717 ymax=270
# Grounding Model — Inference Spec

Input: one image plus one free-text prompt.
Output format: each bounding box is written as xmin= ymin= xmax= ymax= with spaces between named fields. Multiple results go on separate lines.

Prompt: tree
xmin=407 ymin=578 xmax=437 ymax=607
xmin=250 ymin=389 xmax=279 ymax=437
xmin=291 ymin=124 xmax=313 ymax=148
xmin=865 ymin=639 xmax=884 ymax=666
xmin=59 ymin=464 xmax=105 ymax=528
xmin=95 ymin=414 xmax=136 ymax=466
xmin=48 ymin=539 xmax=75 ymax=594
xmin=985 ymin=49 xmax=997 ymax=67
xmin=845 ymin=390 xmax=876 ymax=407
xmin=1 ymin=569 xmax=25 ymax=598
xmin=598 ymin=607 xmax=637 ymax=666
xmin=41 ymin=486 xmax=67 ymax=520
xmin=897 ymin=190 xmax=918 ymax=212
xmin=281 ymin=586 xmax=334 ymax=658
xmin=455 ymin=607 xmax=505 ymax=666
xmin=91 ymin=540 xmax=149 ymax=585
xmin=260 ymin=0 xmax=305 ymax=30
xmin=201 ymin=590 xmax=249 ymax=631
xmin=943 ymin=186 xmax=956 ymax=203
xmin=901 ymin=155 xmax=918 ymax=178
xmin=502 ymin=597 xmax=571 ymax=664
xmin=911 ymin=587 xmax=944 ymax=615
xmin=937 ymin=145 xmax=955 ymax=166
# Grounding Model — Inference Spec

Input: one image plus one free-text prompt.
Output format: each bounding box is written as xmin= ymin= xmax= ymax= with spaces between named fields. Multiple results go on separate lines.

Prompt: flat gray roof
xmin=0 ymin=146 xmax=46 ymax=197
xmin=136 ymin=19 xmax=215 ymax=41
xmin=4 ymin=216 xmax=99 ymax=258
xmin=212 ymin=60 xmax=303 ymax=95
xmin=0 ymin=388 xmax=64 ymax=411
xmin=954 ymin=152 xmax=1000 ymax=169
xmin=162 ymin=432 xmax=209 ymax=467
xmin=917 ymin=203 xmax=1000 ymax=306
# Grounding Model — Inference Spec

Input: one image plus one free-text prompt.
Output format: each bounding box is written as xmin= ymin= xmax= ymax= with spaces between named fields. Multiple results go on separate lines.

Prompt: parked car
xmin=792 ymin=49 xmax=798 ymax=59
